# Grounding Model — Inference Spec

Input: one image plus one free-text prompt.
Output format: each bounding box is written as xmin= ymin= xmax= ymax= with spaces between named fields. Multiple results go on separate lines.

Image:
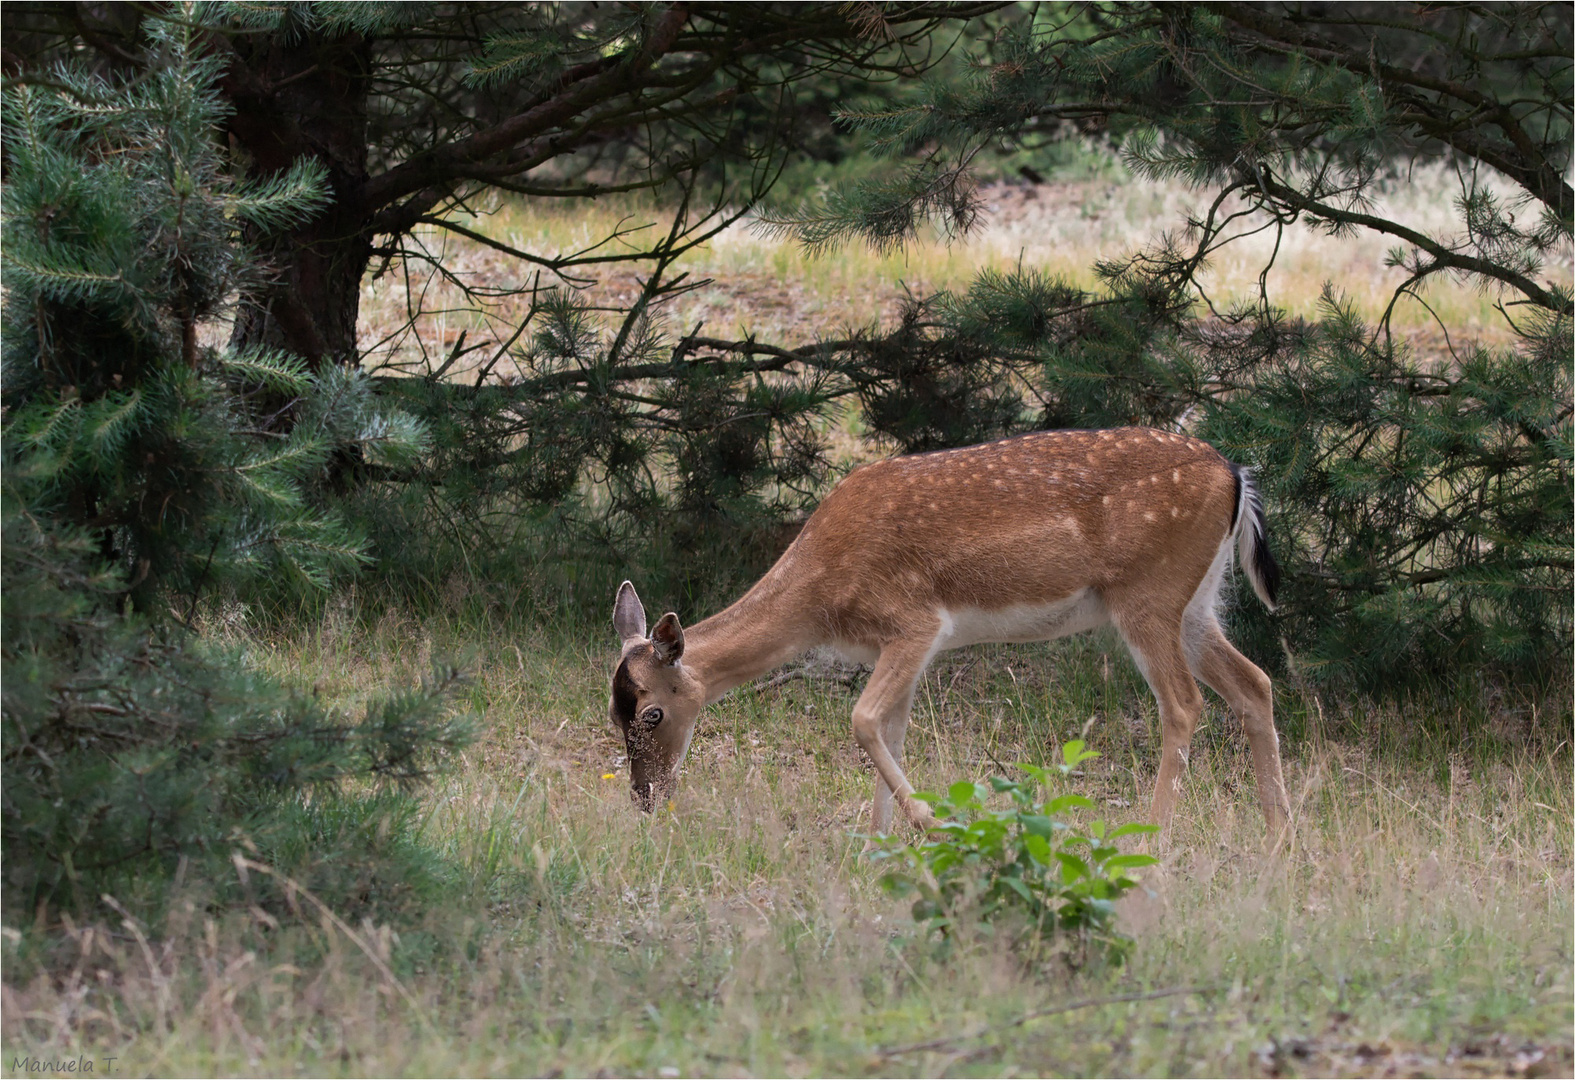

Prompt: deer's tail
xmin=1231 ymin=464 xmax=1280 ymax=611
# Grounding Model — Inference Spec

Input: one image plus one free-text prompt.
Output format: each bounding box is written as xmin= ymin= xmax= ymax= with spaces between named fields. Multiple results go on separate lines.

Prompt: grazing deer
xmin=609 ymin=427 xmax=1290 ymax=840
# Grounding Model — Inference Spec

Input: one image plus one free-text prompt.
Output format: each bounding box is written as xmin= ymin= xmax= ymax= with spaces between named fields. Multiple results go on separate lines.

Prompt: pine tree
xmin=5 ymin=1 xmax=1010 ymax=606
xmin=3 ymin=2 xmax=1002 ymax=366
xmin=2 ymin=8 xmax=432 ymax=605
xmin=1 ymin=7 xmax=471 ymax=918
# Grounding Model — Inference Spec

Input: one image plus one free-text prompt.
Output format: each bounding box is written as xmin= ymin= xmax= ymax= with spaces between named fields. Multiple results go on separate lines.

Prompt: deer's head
xmin=609 ymin=581 xmax=704 ymax=811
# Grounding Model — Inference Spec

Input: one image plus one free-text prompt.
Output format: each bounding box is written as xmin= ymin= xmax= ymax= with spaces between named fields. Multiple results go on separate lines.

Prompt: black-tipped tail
xmin=1232 ymin=464 xmax=1280 ymax=610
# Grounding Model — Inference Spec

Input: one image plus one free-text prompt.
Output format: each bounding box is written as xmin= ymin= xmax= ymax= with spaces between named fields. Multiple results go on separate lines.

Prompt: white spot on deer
xmin=1173 ymin=469 xmax=1181 ymax=483
xmin=1102 ymin=495 xmax=1110 ymax=506
xmin=1144 ymin=511 xmax=1156 ymax=522
xmin=1171 ymin=506 xmax=1180 ymax=517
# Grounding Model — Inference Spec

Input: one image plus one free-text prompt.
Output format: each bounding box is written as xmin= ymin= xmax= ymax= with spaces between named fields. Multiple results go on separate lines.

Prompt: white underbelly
xmin=935 ymin=590 xmax=1108 ymax=650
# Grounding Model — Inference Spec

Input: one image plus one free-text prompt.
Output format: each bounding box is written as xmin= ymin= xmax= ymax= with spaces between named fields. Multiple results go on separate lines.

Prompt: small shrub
xmin=871 ymin=741 xmax=1157 ymax=962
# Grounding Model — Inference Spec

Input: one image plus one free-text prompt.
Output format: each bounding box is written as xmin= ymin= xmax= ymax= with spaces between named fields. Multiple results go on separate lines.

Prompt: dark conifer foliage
xmin=2 ymin=503 xmax=472 ymax=915
xmin=2 ymin=12 xmax=430 ymax=603
xmin=1 ymin=9 xmax=470 ymax=918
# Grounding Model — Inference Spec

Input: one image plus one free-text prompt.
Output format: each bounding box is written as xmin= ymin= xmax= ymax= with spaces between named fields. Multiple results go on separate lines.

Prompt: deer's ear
xmin=613 ymin=581 xmax=646 ymax=643
xmin=651 ymin=612 xmax=685 ymax=664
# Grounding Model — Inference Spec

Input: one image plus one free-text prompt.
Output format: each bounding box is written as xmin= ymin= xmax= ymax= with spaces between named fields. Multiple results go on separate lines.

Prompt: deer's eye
xmin=640 ymin=706 xmax=663 ymax=726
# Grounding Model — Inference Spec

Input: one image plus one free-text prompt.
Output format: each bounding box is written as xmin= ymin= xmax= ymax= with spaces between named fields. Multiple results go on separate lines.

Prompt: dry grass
xmin=5 ymin=602 xmax=1570 ymax=1077
xmin=357 ymin=161 xmax=1558 ymax=382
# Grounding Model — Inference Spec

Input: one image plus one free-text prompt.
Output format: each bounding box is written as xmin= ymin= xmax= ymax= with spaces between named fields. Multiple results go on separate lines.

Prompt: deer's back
xmin=782 ymin=428 xmax=1239 ymax=644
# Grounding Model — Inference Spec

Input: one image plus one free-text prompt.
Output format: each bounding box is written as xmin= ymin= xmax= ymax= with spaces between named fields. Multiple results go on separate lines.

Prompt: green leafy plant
xmin=870 ymin=741 xmax=1158 ymax=962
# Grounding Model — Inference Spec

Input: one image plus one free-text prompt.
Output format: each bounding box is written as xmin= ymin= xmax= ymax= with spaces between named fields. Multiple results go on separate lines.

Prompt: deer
xmin=609 ymin=426 xmax=1291 ymax=843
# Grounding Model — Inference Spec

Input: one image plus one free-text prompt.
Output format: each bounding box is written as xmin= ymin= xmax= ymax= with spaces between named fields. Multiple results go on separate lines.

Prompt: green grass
xmin=5 ymin=599 xmax=1569 ymax=1077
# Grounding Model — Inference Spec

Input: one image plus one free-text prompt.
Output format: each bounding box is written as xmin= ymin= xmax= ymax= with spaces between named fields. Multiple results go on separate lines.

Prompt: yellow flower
xmin=601 ymin=772 xmax=616 ymax=780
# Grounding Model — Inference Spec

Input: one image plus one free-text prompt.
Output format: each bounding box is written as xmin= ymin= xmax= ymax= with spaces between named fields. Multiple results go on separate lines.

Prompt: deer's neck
xmin=686 ymin=554 xmax=818 ymax=704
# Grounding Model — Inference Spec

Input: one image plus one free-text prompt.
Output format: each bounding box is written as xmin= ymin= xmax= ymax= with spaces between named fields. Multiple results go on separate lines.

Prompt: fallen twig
xmin=754 ymin=663 xmax=868 ymax=691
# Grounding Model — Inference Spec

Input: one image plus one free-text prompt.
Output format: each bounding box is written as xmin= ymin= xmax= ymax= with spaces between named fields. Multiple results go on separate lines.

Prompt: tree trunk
xmin=223 ymin=21 xmax=373 ymax=367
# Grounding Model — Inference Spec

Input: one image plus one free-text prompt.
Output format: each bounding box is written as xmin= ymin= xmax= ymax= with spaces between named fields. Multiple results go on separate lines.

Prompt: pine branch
xmin=1254 ymin=170 xmax=1570 ymax=314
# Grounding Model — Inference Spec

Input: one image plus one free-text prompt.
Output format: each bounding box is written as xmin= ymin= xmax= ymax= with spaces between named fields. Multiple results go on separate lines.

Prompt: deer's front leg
xmin=852 ymin=638 xmax=934 ymax=833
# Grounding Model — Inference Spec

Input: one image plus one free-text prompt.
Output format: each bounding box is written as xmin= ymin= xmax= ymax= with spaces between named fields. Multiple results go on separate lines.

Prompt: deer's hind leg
xmin=1184 ymin=614 xmax=1290 ymax=843
xmin=852 ymin=636 xmax=936 ymax=833
xmin=1112 ymin=602 xmax=1206 ymax=835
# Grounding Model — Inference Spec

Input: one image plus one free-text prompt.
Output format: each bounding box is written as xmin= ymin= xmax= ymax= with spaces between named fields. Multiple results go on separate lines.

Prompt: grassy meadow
xmin=4 ymin=603 xmax=1570 ymax=1077
xmin=4 ymin=165 xmax=1571 ymax=1078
